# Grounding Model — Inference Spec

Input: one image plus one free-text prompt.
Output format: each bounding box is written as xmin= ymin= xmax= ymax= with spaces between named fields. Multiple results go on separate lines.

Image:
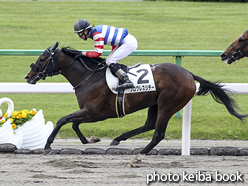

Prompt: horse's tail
xmin=191 ymin=72 xmax=248 ymax=122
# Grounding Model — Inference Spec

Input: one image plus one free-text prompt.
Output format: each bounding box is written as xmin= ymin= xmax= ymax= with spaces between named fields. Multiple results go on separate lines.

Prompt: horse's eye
xmin=238 ymin=38 xmax=244 ymax=43
xmin=39 ymin=57 xmax=45 ymax=62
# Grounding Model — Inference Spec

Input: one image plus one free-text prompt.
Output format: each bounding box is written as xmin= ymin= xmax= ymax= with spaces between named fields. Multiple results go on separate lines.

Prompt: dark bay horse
xmin=25 ymin=42 xmax=247 ymax=160
xmin=221 ymin=30 xmax=248 ymax=64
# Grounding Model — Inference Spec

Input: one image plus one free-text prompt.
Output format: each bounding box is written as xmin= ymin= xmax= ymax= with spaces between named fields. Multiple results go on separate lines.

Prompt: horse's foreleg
xmin=72 ymin=122 xmax=101 ymax=144
xmin=44 ymin=108 xmax=91 ymax=152
xmin=44 ymin=116 xmax=70 ymax=152
xmin=72 ymin=122 xmax=89 ymax=144
xmin=110 ymin=105 xmax=158 ymax=146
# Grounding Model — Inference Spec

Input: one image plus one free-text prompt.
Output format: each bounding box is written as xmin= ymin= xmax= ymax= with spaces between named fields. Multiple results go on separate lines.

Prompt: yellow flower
xmin=3 ymin=113 xmax=8 ymax=118
xmin=12 ymin=111 xmax=18 ymax=115
xmin=9 ymin=118 xmax=14 ymax=123
xmin=22 ymin=112 xmax=27 ymax=118
xmin=29 ymin=110 xmax=36 ymax=115
xmin=22 ymin=110 xmax=29 ymax=113
xmin=12 ymin=124 xmax=17 ymax=129
xmin=17 ymin=114 xmax=22 ymax=119
xmin=1 ymin=119 xmax=6 ymax=123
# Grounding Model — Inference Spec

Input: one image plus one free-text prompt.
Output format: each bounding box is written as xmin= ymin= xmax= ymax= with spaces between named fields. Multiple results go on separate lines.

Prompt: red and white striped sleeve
xmin=86 ymin=32 xmax=105 ymax=58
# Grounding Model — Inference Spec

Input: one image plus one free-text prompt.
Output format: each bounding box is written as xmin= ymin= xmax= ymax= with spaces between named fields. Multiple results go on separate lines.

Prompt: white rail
xmin=1 ymin=82 xmax=248 ymax=155
xmin=182 ymin=83 xmax=248 ymax=155
xmin=0 ymin=83 xmax=74 ymax=94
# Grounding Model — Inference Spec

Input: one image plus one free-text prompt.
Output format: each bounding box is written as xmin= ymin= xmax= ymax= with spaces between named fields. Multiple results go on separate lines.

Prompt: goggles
xmin=77 ymin=31 xmax=84 ymax=37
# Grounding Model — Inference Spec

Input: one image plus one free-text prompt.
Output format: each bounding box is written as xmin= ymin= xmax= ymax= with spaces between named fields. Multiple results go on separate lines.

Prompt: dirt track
xmin=0 ymin=139 xmax=248 ymax=186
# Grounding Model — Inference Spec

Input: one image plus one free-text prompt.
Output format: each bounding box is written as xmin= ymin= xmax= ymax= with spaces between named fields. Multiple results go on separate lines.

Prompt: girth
xmin=116 ymin=89 xmax=125 ymax=118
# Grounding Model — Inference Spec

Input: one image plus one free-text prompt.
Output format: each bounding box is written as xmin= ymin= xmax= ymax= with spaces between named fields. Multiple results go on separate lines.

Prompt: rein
xmin=63 ymin=55 xmax=106 ymax=89
xmin=73 ymin=59 xmax=105 ymax=89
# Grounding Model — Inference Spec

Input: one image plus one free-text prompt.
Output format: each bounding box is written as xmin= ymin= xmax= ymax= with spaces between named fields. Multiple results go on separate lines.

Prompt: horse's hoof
xmin=88 ymin=136 xmax=101 ymax=143
xmin=43 ymin=148 xmax=51 ymax=155
xmin=110 ymin=140 xmax=119 ymax=146
xmin=125 ymin=162 xmax=133 ymax=168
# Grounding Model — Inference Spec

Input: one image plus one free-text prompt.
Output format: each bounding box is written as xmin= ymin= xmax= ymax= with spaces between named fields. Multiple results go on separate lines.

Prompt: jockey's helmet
xmin=74 ymin=19 xmax=91 ymax=34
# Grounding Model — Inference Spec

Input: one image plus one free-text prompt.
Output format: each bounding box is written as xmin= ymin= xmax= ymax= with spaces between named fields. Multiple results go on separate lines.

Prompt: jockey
xmin=74 ymin=19 xmax=138 ymax=89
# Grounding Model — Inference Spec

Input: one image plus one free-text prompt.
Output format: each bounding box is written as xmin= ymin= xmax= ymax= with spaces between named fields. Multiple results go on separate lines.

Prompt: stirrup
xmin=117 ymin=80 xmax=134 ymax=89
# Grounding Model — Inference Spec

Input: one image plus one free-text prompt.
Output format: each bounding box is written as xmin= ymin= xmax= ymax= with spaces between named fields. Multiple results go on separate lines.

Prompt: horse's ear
xmin=50 ymin=42 xmax=59 ymax=53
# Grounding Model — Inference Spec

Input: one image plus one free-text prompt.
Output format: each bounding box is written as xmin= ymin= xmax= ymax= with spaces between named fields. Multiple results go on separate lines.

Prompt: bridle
xmin=30 ymin=48 xmax=61 ymax=82
xmin=30 ymin=45 xmax=106 ymax=89
xmin=230 ymin=30 xmax=248 ymax=61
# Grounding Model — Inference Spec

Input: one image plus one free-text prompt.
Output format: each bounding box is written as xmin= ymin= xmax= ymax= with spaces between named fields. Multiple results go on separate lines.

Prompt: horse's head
xmin=24 ymin=42 xmax=61 ymax=84
xmin=221 ymin=30 xmax=248 ymax=64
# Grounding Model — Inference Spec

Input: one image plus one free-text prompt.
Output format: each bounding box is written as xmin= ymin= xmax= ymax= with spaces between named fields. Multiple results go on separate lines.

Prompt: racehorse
xmin=221 ymin=30 xmax=248 ymax=64
xmin=25 ymin=42 xmax=247 ymax=164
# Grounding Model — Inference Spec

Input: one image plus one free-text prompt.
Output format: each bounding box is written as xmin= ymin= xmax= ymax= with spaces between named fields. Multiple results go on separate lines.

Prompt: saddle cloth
xmin=106 ymin=64 xmax=156 ymax=94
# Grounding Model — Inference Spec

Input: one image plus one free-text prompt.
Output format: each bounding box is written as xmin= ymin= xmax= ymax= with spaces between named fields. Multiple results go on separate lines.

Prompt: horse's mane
xmin=61 ymin=46 xmax=105 ymax=63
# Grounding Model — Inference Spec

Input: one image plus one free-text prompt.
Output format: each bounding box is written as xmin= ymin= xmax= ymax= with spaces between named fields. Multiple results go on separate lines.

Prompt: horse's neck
xmin=58 ymin=55 xmax=104 ymax=88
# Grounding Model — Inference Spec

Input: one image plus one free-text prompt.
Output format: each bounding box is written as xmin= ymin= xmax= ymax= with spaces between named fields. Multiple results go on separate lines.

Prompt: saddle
xmin=106 ymin=63 xmax=156 ymax=118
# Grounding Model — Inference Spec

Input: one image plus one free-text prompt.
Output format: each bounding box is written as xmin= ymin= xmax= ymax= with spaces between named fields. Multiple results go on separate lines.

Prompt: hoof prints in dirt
xmin=46 ymin=158 xmax=98 ymax=169
xmin=1 ymin=143 xmax=248 ymax=156
xmin=32 ymin=174 xmax=66 ymax=179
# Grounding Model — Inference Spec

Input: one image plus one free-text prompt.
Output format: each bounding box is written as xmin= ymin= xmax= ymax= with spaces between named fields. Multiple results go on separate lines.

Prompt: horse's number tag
xmin=106 ymin=64 xmax=156 ymax=94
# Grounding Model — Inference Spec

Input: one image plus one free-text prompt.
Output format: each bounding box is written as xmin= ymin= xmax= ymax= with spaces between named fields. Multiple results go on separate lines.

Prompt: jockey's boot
xmin=117 ymin=72 xmax=134 ymax=89
xmin=109 ymin=63 xmax=134 ymax=89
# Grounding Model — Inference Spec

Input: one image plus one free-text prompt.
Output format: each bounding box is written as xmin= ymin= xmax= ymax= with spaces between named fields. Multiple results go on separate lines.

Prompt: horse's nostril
xmin=232 ymin=52 xmax=239 ymax=59
xmin=220 ymin=53 xmax=226 ymax=59
xmin=24 ymin=75 xmax=29 ymax=80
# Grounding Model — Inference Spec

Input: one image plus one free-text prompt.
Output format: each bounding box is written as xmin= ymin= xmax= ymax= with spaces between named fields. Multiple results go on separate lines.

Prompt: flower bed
xmin=1 ymin=109 xmax=37 ymax=129
xmin=0 ymin=98 xmax=53 ymax=150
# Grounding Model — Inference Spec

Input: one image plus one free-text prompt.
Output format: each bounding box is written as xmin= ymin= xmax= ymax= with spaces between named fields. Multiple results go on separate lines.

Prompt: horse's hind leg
xmin=140 ymin=114 xmax=170 ymax=155
xmin=110 ymin=104 xmax=158 ymax=146
xmin=126 ymin=113 xmax=171 ymax=167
